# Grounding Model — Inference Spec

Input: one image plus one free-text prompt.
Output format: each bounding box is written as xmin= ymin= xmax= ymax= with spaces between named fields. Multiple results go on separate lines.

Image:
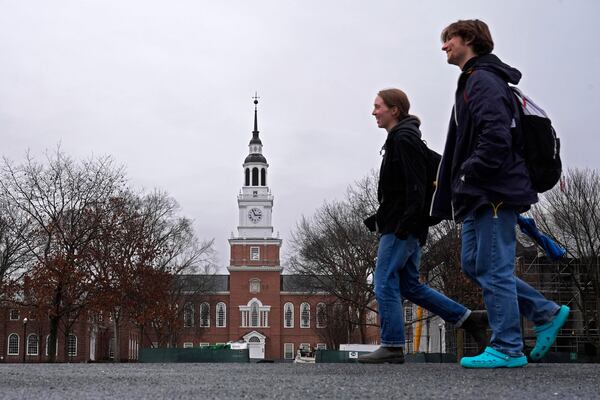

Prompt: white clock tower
xmin=228 ymin=95 xmax=282 ymax=269
xmin=237 ymin=95 xmax=274 ymax=238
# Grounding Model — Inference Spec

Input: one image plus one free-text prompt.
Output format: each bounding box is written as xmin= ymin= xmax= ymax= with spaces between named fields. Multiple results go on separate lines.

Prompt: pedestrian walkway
xmin=0 ymin=363 xmax=597 ymax=399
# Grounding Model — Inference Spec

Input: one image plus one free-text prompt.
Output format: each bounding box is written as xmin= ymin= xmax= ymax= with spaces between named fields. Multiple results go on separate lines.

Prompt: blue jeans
xmin=375 ymin=233 xmax=470 ymax=347
xmin=461 ymin=205 xmax=560 ymax=357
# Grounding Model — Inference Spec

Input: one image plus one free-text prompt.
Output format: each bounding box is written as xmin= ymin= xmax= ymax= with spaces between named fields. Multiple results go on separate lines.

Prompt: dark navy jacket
xmin=431 ymin=54 xmax=538 ymax=222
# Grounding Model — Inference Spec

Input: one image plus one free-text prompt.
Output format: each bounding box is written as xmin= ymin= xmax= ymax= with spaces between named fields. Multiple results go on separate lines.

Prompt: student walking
xmin=358 ymin=88 xmax=488 ymax=364
xmin=432 ymin=19 xmax=570 ymax=368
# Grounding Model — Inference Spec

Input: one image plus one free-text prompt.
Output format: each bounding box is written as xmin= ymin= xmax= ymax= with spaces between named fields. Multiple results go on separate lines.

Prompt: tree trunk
xmin=48 ymin=317 xmax=59 ymax=363
xmin=112 ymin=317 xmax=120 ymax=363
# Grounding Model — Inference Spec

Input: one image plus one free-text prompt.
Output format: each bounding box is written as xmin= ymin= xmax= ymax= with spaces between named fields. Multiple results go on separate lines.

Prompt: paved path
xmin=0 ymin=363 xmax=598 ymax=399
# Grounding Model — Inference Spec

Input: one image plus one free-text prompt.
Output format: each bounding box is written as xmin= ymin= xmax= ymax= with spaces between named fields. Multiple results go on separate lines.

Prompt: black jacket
xmin=368 ymin=116 xmax=430 ymax=245
xmin=431 ymin=54 xmax=538 ymax=221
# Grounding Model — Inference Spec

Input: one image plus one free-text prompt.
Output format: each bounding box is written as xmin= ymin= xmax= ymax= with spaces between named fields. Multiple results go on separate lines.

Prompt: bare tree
xmin=0 ymin=202 xmax=33 ymax=302
xmin=420 ymin=220 xmax=483 ymax=310
xmin=531 ymin=168 xmax=600 ymax=354
xmin=0 ymin=150 xmax=126 ymax=361
xmin=91 ymin=190 xmax=216 ymax=360
xmin=289 ymin=173 xmax=379 ymax=343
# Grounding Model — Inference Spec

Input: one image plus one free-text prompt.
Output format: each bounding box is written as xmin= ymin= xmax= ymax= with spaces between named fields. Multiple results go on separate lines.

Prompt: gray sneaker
xmin=358 ymin=347 xmax=404 ymax=364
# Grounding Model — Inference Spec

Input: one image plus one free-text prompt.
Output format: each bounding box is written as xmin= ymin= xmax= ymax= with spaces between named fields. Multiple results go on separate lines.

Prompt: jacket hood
xmin=466 ymin=54 xmax=522 ymax=85
xmin=389 ymin=115 xmax=422 ymax=139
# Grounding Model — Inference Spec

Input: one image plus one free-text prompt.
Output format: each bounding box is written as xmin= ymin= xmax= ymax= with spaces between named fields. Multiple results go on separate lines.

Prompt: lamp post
xmin=22 ymin=317 xmax=28 ymax=363
xmin=438 ymin=323 xmax=443 ymax=363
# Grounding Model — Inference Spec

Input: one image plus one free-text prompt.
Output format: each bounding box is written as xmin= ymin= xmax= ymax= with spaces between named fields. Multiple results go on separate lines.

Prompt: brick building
xmin=146 ymin=97 xmax=334 ymax=360
xmin=0 ymin=98 xmax=334 ymax=362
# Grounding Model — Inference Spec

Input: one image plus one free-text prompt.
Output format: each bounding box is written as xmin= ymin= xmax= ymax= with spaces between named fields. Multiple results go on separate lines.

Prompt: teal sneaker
xmin=530 ymin=305 xmax=570 ymax=361
xmin=460 ymin=347 xmax=528 ymax=369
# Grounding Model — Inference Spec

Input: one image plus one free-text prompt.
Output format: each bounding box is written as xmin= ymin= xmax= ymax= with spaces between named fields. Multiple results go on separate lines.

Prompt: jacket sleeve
xmin=460 ymin=71 xmax=514 ymax=183
xmin=394 ymin=137 xmax=427 ymax=237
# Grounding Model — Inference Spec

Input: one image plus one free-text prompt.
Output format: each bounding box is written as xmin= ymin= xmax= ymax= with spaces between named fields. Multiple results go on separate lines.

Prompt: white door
xmin=248 ymin=337 xmax=264 ymax=359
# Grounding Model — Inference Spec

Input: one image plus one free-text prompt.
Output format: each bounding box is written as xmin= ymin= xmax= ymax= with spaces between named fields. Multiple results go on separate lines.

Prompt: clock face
xmin=248 ymin=207 xmax=263 ymax=223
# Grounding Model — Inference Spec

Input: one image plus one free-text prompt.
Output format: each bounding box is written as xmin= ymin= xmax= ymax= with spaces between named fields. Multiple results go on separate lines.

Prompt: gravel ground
xmin=0 ymin=363 xmax=598 ymax=400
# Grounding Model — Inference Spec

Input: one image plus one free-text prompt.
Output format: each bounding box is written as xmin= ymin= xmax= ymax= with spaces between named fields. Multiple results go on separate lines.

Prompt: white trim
xmin=27 ymin=334 xmax=39 ymax=356
xmin=7 ymin=333 xmax=19 ymax=355
xmin=9 ymin=309 xmax=19 ymax=321
xmin=67 ymin=334 xmax=77 ymax=357
xmin=216 ymin=302 xmax=227 ymax=328
xmin=316 ymin=343 xmax=327 ymax=350
xmin=283 ymin=343 xmax=294 ymax=360
xmin=299 ymin=343 xmax=310 ymax=351
xmin=199 ymin=343 xmax=210 ymax=347
xmin=316 ymin=302 xmax=327 ymax=328
xmin=279 ymin=291 xmax=330 ymax=295
xmin=45 ymin=335 xmax=58 ymax=357
xmin=300 ymin=302 xmax=310 ymax=329
xmin=228 ymin=238 xmax=282 ymax=245
xmin=183 ymin=342 xmax=194 ymax=348
xmin=183 ymin=302 xmax=195 ymax=328
xmin=243 ymin=330 xmax=266 ymax=342
xmin=283 ymin=302 xmax=294 ymax=328
xmin=250 ymin=246 xmax=260 ymax=261
xmin=199 ymin=302 xmax=211 ymax=327
xmin=228 ymin=266 xmax=282 ymax=272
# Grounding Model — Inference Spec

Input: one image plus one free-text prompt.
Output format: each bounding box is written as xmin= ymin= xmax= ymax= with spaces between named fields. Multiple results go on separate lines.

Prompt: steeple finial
xmin=252 ymin=92 xmax=260 ymax=136
xmin=249 ymin=92 xmax=262 ymax=146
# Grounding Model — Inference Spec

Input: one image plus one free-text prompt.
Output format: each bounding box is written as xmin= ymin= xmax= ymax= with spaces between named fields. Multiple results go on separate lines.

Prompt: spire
xmin=250 ymin=92 xmax=262 ymax=146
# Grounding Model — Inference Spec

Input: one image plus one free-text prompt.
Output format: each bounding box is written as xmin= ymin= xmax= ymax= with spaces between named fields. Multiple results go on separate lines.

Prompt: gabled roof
xmin=174 ymin=274 xmax=229 ymax=293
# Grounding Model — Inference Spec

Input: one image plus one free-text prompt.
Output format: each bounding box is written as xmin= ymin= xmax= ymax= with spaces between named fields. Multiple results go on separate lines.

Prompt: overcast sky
xmin=1 ymin=0 xmax=599 ymax=269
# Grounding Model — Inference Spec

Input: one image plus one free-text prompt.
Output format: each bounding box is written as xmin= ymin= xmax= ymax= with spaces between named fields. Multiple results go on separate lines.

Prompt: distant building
xmin=143 ymin=96 xmax=334 ymax=360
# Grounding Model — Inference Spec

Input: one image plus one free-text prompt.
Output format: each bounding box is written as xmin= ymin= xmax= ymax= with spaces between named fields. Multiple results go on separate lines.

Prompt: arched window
xmin=300 ymin=303 xmax=310 ymax=328
xmin=45 ymin=335 xmax=58 ymax=357
xmin=27 ymin=334 xmax=39 ymax=356
xmin=183 ymin=303 xmax=194 ymax=327
xmin=283 ymin=302 xmax=294 ymax=328
xmin=316 ymin=303 xmax=327 ymax=328
xmin=261 ymin=168 xmax=266 ymax=186
xmin=245 ymin=168 xmax=250 ymax=186
xmin=216 ymin=302 xmax=226 ymax=328
xmin=67 ymin=334 xmax=77 ymax=357
xmin=250 ymin=301 xmax=260 ymax=327
xmin=7 ymin=333 xmax=19 ymax=355
xmin=252 ymin=167 xmax=259 ymax=186
xmin=200 ymin=303 xmax=210 ymax=327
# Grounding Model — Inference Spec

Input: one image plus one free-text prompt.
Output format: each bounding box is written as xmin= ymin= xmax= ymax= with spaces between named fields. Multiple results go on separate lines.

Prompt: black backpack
xmin=511 ymin=87 xmax=562 ymax=193
xmin=422 ymin=142 xmax=442 ymax=226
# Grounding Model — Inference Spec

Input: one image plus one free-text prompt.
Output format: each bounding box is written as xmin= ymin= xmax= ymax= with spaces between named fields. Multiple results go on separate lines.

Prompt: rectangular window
xmin=316 ymin=343 xmax=327 ymax=350
xmin=183 ymin=342 xmax=194 ymax=348
xmin=152 ymin=342 xmax=159 ymax=348
xmin=284 ymin=343 xmax=294 ymax=360
xmin=404 ymin=304 xmax=412 ymax=323
xmin=67 ymin=335 xmax=77 ymax=357
xmin=199 ymin=343 xmax=210 ymax=347
xmin=299 ymin=343 xmax=310 ymax=351
xmin=9 ymin=309 xmax=19 ymax=320
xmin=250 ymin=247 xmax=260 ymax=261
